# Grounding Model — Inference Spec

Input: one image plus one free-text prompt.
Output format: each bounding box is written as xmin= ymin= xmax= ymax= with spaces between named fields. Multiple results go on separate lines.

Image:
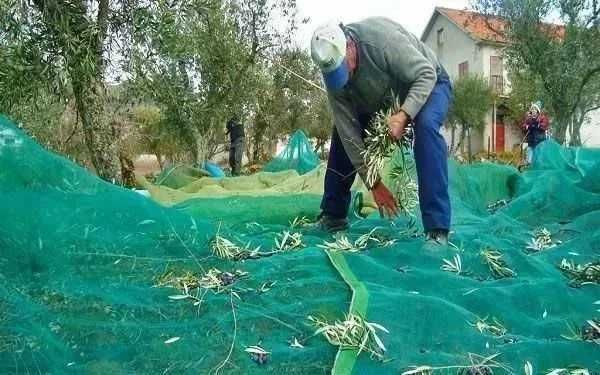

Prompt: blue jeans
xmin=321 ymin=75 xmax=452 ymax=232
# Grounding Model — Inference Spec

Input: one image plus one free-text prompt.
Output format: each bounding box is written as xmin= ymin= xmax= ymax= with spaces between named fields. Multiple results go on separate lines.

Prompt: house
xmin=421 ymin=7 xmax=524 ymax=155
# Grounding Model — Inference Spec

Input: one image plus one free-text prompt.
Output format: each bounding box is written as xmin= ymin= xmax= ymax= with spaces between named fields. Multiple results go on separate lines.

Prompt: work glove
xmin=371 ymin=181 xmax=399 ymax=219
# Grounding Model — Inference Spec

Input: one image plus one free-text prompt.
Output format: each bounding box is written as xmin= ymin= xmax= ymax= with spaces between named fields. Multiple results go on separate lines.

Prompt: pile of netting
xmin=1 ymin=114 xmax=599 ymax=374
xmin=263 ymin=129 xmax=320 ymax=175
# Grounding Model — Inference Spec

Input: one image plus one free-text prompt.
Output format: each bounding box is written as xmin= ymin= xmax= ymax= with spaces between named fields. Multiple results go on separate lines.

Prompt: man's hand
xmin=389 ymin=110 xmax=410 ymax=140
xmin=371 ymin=181 xmax=399 ymax=218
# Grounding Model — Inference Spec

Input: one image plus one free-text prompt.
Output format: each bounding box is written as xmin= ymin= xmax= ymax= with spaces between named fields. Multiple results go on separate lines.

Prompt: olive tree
xmin=473 ymin=0 xmax=600 ymax=145
xmin=447 ymin=74 xmax=495 ymax=158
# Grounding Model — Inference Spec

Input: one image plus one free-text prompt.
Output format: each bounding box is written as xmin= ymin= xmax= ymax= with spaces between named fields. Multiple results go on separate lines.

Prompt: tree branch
xmin=585 ymin=0 xmax=600 ymax=28
xmin=569 ymin=65 xmax=600 ymax=117
xmin=97 ymin=0 xmax=109 ymax=69
xmin=583 ymin=103 xmax=600 ymax=116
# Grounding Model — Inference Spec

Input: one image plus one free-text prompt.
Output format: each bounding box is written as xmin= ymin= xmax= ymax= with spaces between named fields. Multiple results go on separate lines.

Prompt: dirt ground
xmin=133 ymin=154 xmax=161 ymax=177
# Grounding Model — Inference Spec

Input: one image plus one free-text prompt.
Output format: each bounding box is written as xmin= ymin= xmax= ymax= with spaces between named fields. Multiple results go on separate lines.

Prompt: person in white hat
xmin=311 ymin=17 xmax=452 ymax=246
xmin=522 ymin=102 xmax=550 ymax=165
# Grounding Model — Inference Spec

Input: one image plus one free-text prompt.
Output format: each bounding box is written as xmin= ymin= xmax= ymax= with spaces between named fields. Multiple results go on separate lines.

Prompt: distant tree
xmin=245 ymin=47 xmax=329 ymax=163
xmin=130 ymin=0 xmax=300 ymax=165
xmin=305 ymin=93 xmax=332 ymax=158
xmin=0 ymin=0 xmax=140 ymax=182
xmin=474 ymin=0 xmax=600 ymax=145
xmin=505 ymin=69 xmax=543 ymax=126
xmin=447 ymin=74 xmax=495 ymax=159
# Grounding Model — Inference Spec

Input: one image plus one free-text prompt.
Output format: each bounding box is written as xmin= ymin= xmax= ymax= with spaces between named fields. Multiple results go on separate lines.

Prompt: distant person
xmin=310 ymin=18 xmax=452 ymax=247
xmin=226 ymin=116 xmax=245 ymax=176
xmin=522 ymin=103 xmax=550 ymax=164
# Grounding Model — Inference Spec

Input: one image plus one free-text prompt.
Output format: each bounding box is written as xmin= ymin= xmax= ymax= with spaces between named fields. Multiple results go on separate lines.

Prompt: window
xmin=437 ymin=28 xmax=445 ymax=47
xmin=458 ymin=61 xmax=469 ymax=78
xmin=490 ymin=56 xmax=504 ymax=93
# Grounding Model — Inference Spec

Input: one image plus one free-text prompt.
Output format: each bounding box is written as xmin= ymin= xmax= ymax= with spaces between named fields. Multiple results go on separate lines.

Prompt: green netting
xmin=263 ymin=129 xmax=320 ymax=175
xmin=154 ymin=164 xmax=211 ymax=189
xmin=1 ymin=114 xmax=599 ymax=374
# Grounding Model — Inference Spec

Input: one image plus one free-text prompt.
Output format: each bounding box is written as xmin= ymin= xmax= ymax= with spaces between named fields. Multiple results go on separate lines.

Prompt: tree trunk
xmin=190 ymin=127 xmax=208 ymax=166
xmin=252 ymin=129 xmax=264 ymax=163
xmin=467 ymin=128 xmax=473 ymax=163
xmin=455 ymin=126 xmax=467 ymax=154
xmin=314 ymin=139 xmax=326 ymax=157
xmin=119 ymin=152 xmax=136 ymax=188
xmin=34 ymin=0 xmax=120 ymax=182
xmin=155 ymin=153 xmax=164 ymax=170
xmin=450 ymin=126 xmax=456 ymax=154
xmin=569 ymin=114 xmax=584 ymax=146
xmin=71 ymin=79 xmax=121 ymax=182
xmin=552 ymin=115 xmax=569 ymax=145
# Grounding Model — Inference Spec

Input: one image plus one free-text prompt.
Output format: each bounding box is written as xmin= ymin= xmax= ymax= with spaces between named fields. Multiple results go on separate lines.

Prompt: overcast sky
xmin=294 ymin=0 xmax=471 ymax=49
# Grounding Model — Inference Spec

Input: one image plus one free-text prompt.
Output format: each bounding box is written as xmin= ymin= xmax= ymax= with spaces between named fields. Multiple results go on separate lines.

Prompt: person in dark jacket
xmin=226 ymin=116 xmax=245 ymax=176
xmin=522 ymin=103 xmax=550 ymax=164
xmin=310 ymin=18 xmax=452 ymax=246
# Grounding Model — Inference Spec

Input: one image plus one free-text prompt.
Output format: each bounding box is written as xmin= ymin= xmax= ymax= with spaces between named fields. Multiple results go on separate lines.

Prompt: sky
xmin=294 ymin=0 xmax=471 ymax=49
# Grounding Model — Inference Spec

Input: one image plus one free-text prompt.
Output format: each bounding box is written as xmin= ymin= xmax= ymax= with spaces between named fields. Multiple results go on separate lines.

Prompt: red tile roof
xmin=437 ymin=7 xmax=508 ymax=43
xmin=432 ymin=7 xmax=565 ymax=44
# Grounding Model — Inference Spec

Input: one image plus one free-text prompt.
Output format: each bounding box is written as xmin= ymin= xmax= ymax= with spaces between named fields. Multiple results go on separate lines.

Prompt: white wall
xmin=581 ymin=110 xmax=600 ymax=147
xmin=480 ymin=45 xmax=510 ymax=92
xmin=423 ymin=15 xmax=488 ymax=154
xmin=423 ymin=15 xmax=483 ymax=78
xmin=424 ymin=17 xmax=524 ymax=154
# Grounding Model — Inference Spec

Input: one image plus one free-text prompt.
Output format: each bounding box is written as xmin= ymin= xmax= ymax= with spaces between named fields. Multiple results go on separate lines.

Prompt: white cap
xmin=310 ymin=22 xmax=349 ymax=90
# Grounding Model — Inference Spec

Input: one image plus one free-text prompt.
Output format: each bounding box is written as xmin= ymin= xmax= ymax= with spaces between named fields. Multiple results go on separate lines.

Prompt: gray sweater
xmin=328 ymin=17 xmax=442 ymax=188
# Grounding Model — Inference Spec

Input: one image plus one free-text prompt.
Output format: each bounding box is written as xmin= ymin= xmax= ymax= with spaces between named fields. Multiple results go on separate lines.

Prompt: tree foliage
xmin=474 ymin=0 xmax=600 ymax=145
xmin=0 ymin=0 xmax=331 ymax=179
xmin=129 ymin=0 xmax=301 ymax=165
xmin=0 ymin=0 xmax=144 ymax=182
xmin=447 ymin=74 xmax=495 ymax=154
xmin=245 ymin=47 xmax=330 ymax=163
xmin=505 ymin=69 xmax=543 ymax=126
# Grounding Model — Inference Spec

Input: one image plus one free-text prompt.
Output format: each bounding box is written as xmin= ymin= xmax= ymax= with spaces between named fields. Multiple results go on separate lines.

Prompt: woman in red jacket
xmin=522 ymin=103 xmax=550 ymax=164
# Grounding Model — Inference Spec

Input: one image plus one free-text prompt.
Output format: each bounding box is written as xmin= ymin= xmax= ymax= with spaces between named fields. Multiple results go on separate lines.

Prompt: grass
xmin=210 ymin=230 xmax=254 ymax=260
xmin=401 ymin=353 xmax=510 ymax=375
xmin=525 ymin=227 xmax=559 ymax=253
xmin=486 ymin=198 xmax=510 ymax=213
xmin=211 ymin=225 xmax=276 ymax=260
xmin=317 ymin=228 xmax=396 ymax=253
xmin=157 ymin=268 xmax=248 ymax=299
xmin=441 ymin=254 xmax=463 ymax=275
xmin=362 ymin=96 xmax=402 ymax=189
xmin=470 ymin=316 xmax=507 ymax=337
xmin=561 ymin=319 xmax=600 ymax=343
xmin=361 ymin=95 xmax=416 ymax=212
xmin=558 ymin=259 xmax=600 ymax=287
xmin=389 ymin=159 xmax=419 ymax=215
xmin=544 ymin=367 xmax=592 ymax=375
xmin=480 ymin=249 xmax=516 ymax=279
xmin=318 ymin=234 xmax=357 ymax=252
xmin=274 ymin=230 xmax=304 ymax=251
xmin=289 ymin=216 xmax=312 ymax=229
xmin=309 ymin=313 xmax=388 ymax=360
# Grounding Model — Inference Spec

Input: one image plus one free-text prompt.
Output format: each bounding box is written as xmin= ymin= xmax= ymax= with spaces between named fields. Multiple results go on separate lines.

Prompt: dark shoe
xmin=313 ymin=214 xmax=349 ymax=233
xmin=424 ymin=229 xmax=449 ymax=249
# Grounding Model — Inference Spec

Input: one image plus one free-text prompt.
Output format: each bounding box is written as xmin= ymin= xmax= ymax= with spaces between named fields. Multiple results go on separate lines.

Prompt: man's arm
xmin=329 ymin=93 xmax=398 ymax=217
xmin=328 ymin=93 xmax=374 ymax=187
xmin=382 ymin=32 xmax=437 ymax=120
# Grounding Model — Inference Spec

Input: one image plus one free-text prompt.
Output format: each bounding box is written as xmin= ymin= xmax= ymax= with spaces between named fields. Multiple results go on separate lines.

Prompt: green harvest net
xmin=263 ymin=129 xmax=320 ymax=175
xmin=1 ymin=114 xmax=599 ymax=374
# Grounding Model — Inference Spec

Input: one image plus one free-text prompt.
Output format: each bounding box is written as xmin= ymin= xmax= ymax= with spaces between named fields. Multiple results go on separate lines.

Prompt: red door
xmin=495 ymin=122 xmax=505 ymax=152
